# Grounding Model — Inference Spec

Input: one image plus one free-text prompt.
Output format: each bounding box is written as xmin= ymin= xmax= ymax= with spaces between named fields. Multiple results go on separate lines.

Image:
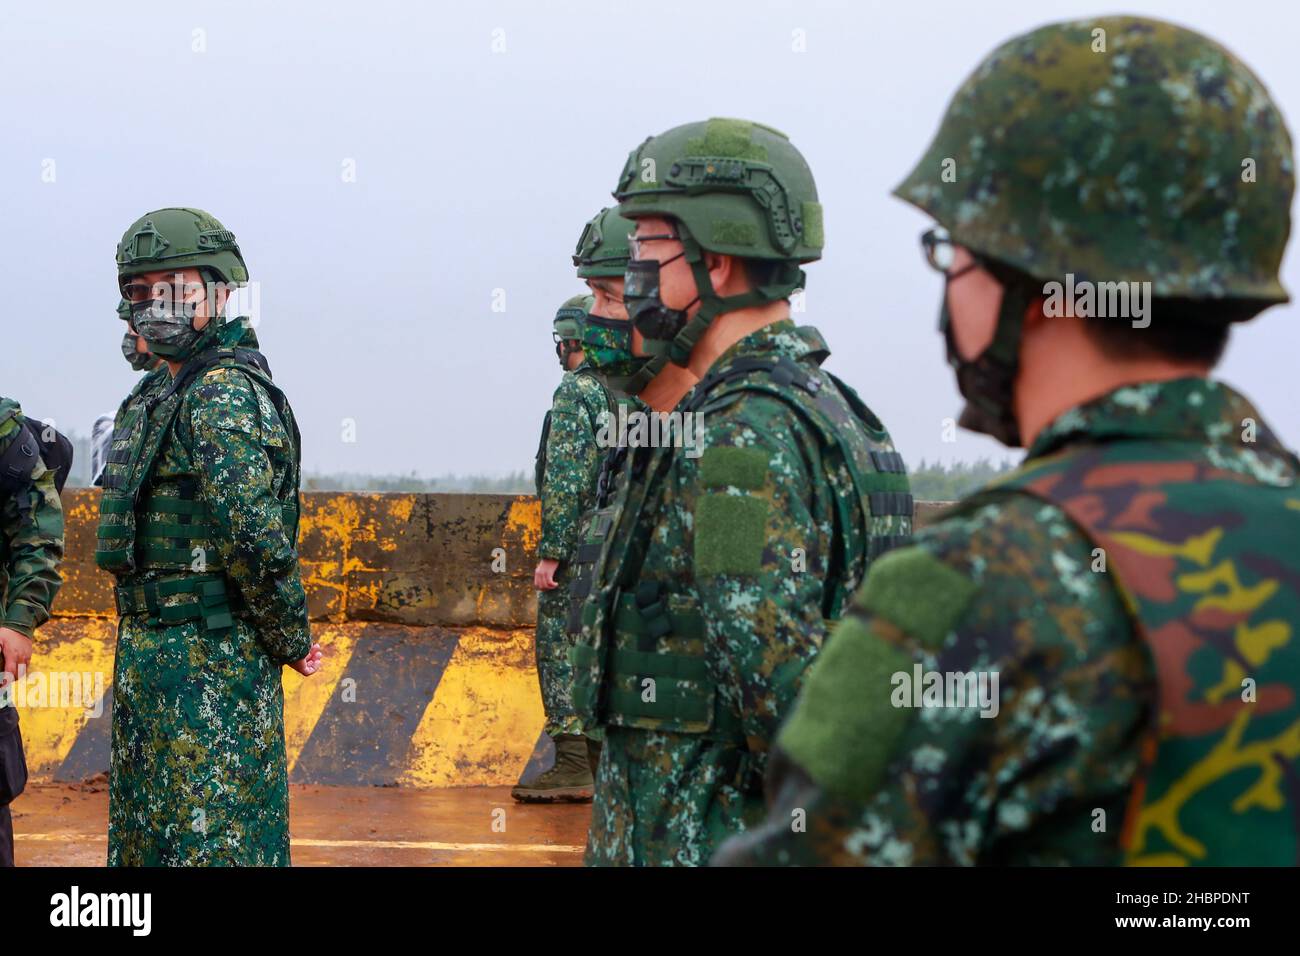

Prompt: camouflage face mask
xmin=579 ymin=313 xmax=653 ymax=391
xmin=130 ymin=300 xmax=206 ymax=360
xmin=120 ymin=330 xmax=155 ymax=371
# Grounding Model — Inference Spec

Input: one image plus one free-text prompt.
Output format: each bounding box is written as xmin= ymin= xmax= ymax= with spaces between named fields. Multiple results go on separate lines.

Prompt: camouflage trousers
xmin=535 ymin=583 xmax=585 ymax=738
xmin=586 ymin=726 xmax=764 ymax=866
xmin=108 ymin=613 xmax=292 ymax=866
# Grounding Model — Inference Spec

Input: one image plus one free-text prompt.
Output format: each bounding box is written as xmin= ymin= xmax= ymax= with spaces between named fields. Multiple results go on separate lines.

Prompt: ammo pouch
xmin=113 ymin=573 xmax=245 ymax=634
xmin=0 ymin=703 xmax=27 ymax=807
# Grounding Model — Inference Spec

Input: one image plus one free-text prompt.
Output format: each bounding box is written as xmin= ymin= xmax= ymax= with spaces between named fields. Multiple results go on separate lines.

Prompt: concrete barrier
xmin=18 ymin=490 xmax=949 ymax=787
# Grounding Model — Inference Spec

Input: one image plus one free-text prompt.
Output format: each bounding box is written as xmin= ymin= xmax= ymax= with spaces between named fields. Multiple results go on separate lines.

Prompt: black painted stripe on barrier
xmin=290 ymin=624 xmax=460 ymax=786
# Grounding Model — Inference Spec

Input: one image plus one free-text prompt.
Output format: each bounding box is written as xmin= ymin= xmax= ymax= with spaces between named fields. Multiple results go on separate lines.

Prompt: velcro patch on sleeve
xmin=699 ymin=446 xmax=769 ymax=490
xmin=854 ymin=546 xmax=977 ymax=650
xmin=776 ymin=614 xmax=915 ymax=799
xmin=694 ymin=492 xmax=767 ymax=577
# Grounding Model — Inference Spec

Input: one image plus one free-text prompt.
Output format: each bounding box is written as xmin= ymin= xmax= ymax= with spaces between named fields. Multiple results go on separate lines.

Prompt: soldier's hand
xmin=288 ymin=642 xmax=324 ymax=677
xmin=534 ymin=559 xmax=561 ymax=590
xmin=0 ymin=627 xmax=33 ymax=684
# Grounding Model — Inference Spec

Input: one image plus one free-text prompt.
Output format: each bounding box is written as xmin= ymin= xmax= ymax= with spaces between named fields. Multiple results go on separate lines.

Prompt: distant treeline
xmin=301 ymin=471 xmax=534 ymax=493
xmin=63 ymin=434 xmax=1014 ymax=499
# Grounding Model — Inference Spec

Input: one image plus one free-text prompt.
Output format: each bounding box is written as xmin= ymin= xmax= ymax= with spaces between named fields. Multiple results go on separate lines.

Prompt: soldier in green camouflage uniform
xmin=716 ymin=16 xmax=1300 ymax=866
xmin=0 ymin=398 xmax=65 ymax=867
xmin=98 ymin=208 xmax=321 ymax=866
xmin=515 ymin=208 xmax=646 ymax=802
xmin=514 ymin=294 xmax=614 ymax=802
xmin=572 ymin=120 xmax=913 ymax=865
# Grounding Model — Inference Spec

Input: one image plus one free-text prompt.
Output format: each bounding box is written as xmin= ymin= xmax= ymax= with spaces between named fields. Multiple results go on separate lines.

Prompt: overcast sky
xmin=4 ymin=0 xmax=1298 ymax=476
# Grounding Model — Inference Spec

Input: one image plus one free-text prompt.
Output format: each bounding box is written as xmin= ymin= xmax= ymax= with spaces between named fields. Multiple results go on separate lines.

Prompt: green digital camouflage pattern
xmin=893 ymin=16 xmax=1294 ymax=301
xmin=105 ymin=319 xmax=310 ymax=867
xmin=536 ymin=369 xmax=614 ymax=736
xmin=581 ymin=320 xmax=909 ymax=866
xmin=715 ymin=377 xmax=1298 ymax=866
xmin=0 ymin=398 xmax=64 ymax=638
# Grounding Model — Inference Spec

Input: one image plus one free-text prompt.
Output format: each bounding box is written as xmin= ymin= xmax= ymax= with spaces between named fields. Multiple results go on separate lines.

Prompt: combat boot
xmin=510 ymin=734 xmax=594 ymax=803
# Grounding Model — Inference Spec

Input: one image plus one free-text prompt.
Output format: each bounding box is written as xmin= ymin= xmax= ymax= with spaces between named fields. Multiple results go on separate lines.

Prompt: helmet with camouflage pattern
xmin=116 ymin=207 xmax=249 ymax=286
xmin=614 ymin=117 xmax=823 ymax=263
xmin=893 ymin=15 xmax=1294 ymax=306
xmin=574 ymin=207 xmax=635 ymax=278
xmin=553 ymin=293 xmax=594 ymax=368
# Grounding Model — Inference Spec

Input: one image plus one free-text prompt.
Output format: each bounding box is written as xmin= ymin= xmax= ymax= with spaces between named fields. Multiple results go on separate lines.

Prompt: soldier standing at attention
xmin=514 ymin=208 xmax=652 ymax=802
xmin=572 ymin=119 xmax=913 ymax=865
xmin=0 ymin=398 xmax=65 ymax=867
xmin=99 ymin=208 xmax=321 ymax=866
xmin=515 ymin=293 xmax=612 ymax=802
xmin=716 ymin=16 xmax=1300 ymax=866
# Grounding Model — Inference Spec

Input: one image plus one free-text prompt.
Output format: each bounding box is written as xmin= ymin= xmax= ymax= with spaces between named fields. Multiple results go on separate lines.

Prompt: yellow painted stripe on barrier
xmin=11 ymin=618 xmax=117 ymax=774
xmin=281 ymin=623 xmax=364 ymax=773
xmin=399 ymin=627 xmax=545 ymax=788
xmin=19 ymin=621 xmax=549 ymax=788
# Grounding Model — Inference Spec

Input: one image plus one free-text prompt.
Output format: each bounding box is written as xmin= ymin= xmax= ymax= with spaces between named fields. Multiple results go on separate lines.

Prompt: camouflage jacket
xmin=578 ymin=320 xmax=910 ymax=865
xmin=0 ymin=398 xmax=64 ymax=637
xmin=537 ymin=369 xmax=614 ymax=562
xmin=714 ymin=377 xmax=1296 ymax=866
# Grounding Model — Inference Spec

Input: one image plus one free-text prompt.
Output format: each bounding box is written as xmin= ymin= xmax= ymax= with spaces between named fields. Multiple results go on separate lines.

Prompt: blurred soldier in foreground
xmin=716 ymin=16 xmax=1300 ymax=866
xmin=99 ymin=208 xmax=321 ymax=866
xmin=0 ymin=398 xmax=66 ymax=866
xmin=573 ymin=119 xmax=912 ymax=865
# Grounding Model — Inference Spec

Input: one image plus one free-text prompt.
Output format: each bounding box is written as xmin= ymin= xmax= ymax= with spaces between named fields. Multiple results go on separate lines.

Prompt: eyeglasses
xmin=627 ymin=231 xmax=682 ymax=261
xmin=920 ymin=227 xmax=980 ymax=281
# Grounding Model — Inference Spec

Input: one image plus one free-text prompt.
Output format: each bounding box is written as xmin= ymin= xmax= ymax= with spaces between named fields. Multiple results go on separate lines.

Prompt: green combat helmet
xmin=893 ymin=15 xmax=1295 ymax=444
xmin=613 ymin=117 xmax=824 ymax=392
xmin=552 ymin=293 xmax=594 ymax=368
xmin=116 ymin=208 xmax=249 ymax=360
xmin=573 ymin=206 xmax=635 ymax=278
xmin=571 ymin=207 xmax=650 ymax=392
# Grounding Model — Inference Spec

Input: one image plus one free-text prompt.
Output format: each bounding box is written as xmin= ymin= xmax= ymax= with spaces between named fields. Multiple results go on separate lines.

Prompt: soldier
xmin=98 ymin=208 xmax=322 ymax=866
xmin=715 ymin=16 xmax=1300 ymax=866
xmin=514 ymin=294 xmax=609 ymax=802
xmin=93 ymin=302 xmax=165 ymax=487
xmin=513 ymin=208 xmax=644 ymax=802
xmin=0 ymin=398 xmax=65 ymax=867
xmin=571 ymin=119 xmax=913 ymax=865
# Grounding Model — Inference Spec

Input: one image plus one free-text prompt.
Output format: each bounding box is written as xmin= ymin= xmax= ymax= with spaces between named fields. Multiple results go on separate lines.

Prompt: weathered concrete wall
xmin=22 ymin=490 xmax=948 ymax=787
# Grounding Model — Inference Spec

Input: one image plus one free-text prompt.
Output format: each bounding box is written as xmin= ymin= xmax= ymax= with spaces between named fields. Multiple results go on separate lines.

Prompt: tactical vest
xmin=964 ymin=436 xmax=1300 ymax=866
xmin=534 ymin=368 xmax=618 ymax=498
xmin=569 ymin=340 xmax=913 ymax=749
xmin=95 ymin=345 xmax=298 ymax=635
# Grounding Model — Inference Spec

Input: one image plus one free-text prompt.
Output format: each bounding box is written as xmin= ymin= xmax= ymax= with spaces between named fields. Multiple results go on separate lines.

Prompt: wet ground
xmin=11 ymin=782 xmax=591 ymax=866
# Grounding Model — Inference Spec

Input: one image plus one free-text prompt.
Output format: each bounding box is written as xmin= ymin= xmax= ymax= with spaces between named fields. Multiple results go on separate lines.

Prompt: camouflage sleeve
xmin=686 ymin=396 xmax=834 ymax=768
xmin=537 ymin=375 xmax=604 ymax=562
xmin=188 ymin=369 xmax=311 ymax=665
xmin=713 ymin=496 xmax=1151 ymax=866
xmin=0 ymin=411 xmax=64 ymax=637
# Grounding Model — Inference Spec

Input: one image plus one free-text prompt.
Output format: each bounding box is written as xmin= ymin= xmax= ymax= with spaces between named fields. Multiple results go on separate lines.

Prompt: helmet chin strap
xmin=626 ymin=228 xmax=804 ymax=394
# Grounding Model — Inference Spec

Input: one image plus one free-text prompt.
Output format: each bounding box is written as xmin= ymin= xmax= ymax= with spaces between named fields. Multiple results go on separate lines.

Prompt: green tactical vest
xmin=95 ymin=342 xmax=299 ymax=633
xmin=569 ymin=330 xmax=913 ymax=742
xmin=965 ymin=434 xmax=1300 ymax=866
